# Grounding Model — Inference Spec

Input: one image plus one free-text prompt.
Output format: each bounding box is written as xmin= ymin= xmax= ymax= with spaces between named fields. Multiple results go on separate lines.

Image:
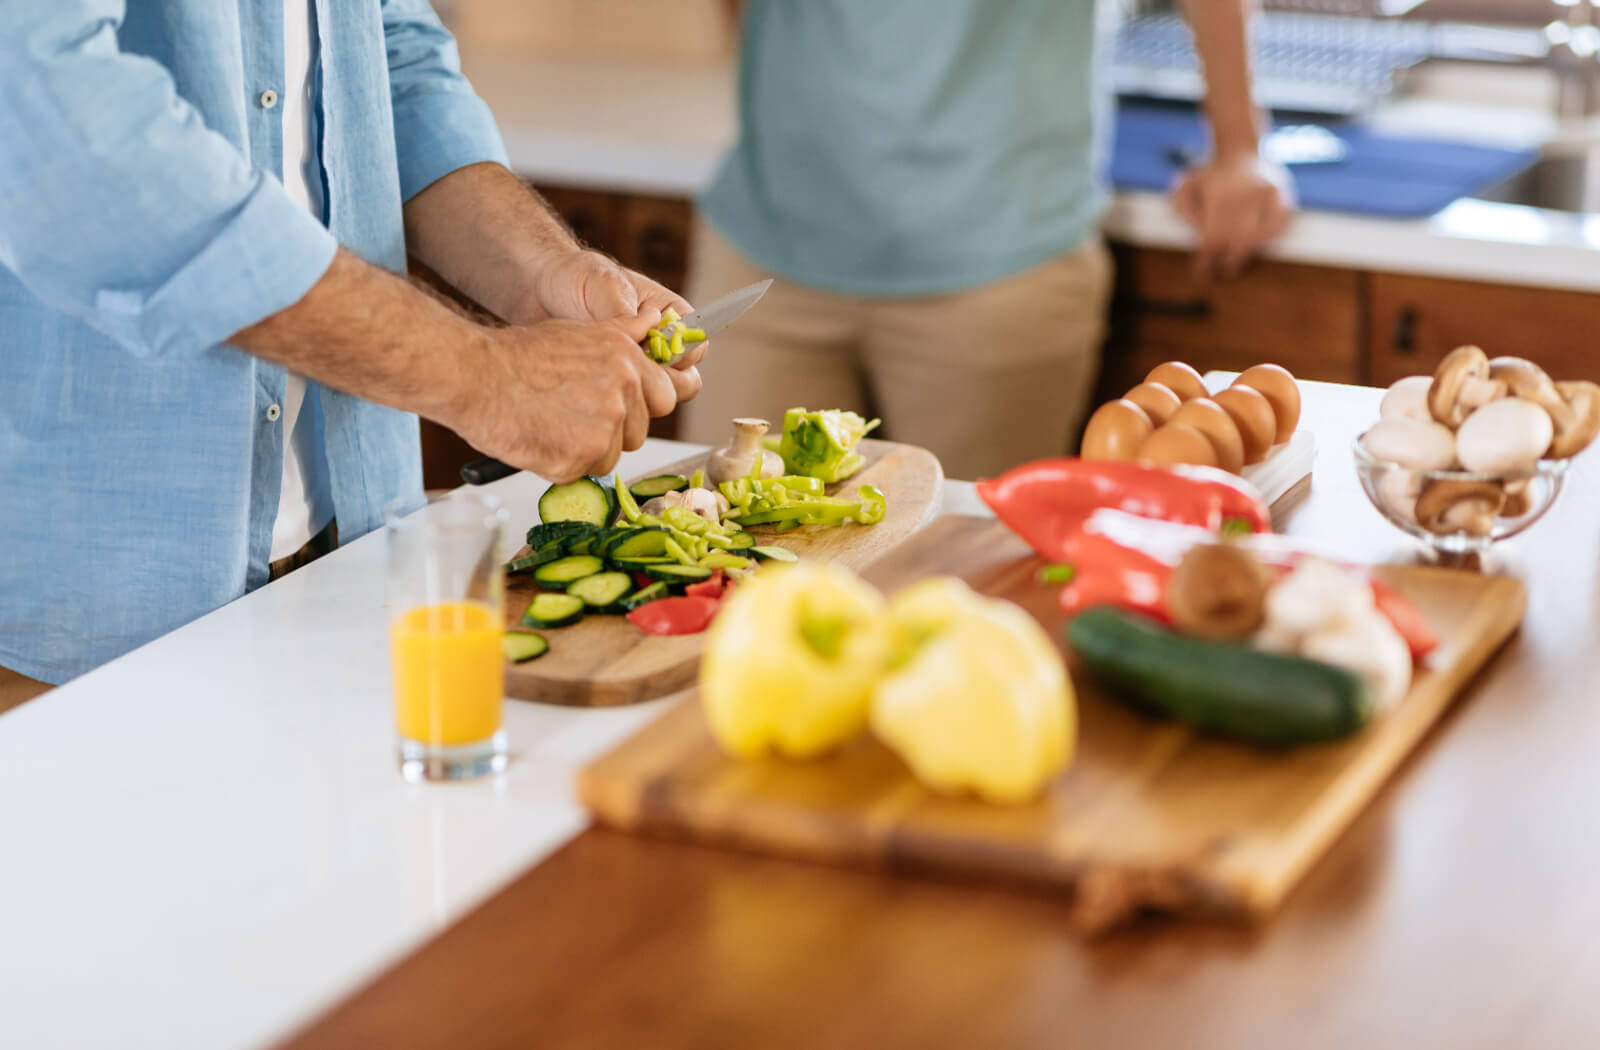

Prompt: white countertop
xmin=464 ymin=51 xmax=1600 ymax=293
xmin=6 ymin=386 xmax=1596 ymax=1049
xmin=0 ymin=440 xmax=986 ymax=1050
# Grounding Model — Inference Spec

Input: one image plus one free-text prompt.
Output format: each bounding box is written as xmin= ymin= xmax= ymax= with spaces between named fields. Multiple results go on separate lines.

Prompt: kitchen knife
xmin=458 ymin=279 xmax=774 ymax=486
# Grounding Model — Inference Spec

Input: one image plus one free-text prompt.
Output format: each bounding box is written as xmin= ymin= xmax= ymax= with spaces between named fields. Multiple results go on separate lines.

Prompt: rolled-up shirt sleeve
xmin=0 ymin=2 xmax=337 ymax=360
xmin=382 ymin=0 xmax=510 ymax=202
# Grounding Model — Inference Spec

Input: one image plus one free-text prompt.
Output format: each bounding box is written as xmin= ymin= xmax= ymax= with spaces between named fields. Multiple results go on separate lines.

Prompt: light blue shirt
xmin=701 ymin=0 xmax=1110 ymax=297
xmin=0 ymin=1 xmax=509 ymax=683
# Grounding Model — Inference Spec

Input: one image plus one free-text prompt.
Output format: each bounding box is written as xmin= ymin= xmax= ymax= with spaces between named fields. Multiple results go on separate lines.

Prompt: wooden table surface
xmin=280 ymin=383 xmax=1600 ymax=1050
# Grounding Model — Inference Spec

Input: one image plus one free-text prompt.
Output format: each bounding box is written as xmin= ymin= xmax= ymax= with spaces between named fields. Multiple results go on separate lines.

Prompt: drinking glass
xmin=386 ymin=490 xmax=510 ymax=782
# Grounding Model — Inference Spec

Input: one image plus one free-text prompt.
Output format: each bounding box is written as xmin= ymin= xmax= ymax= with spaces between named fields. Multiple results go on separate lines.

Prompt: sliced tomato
xmin=1370 ymin=578 xmax=1439 ymax=663
xmin=685 ymin=571 xmax=726 ymax=600
xmin=625 ymin=595 xmax=721 ymax=636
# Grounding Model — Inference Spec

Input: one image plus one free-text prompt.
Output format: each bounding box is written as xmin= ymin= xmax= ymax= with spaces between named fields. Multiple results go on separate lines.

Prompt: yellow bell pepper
xmin=871 ymin=578 xmax=1075 ymax=804
xmin=701 ymin=562 xmax=889 ymax=759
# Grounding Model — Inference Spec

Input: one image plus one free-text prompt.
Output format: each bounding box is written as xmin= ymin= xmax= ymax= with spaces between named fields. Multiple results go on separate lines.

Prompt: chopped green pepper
xmin=777 ymin=407 xmax=880 ymax=484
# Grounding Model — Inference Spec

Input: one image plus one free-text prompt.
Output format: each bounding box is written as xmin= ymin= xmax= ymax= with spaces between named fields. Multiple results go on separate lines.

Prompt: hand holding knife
xmin=459 ymin=279 xmax=772 ymax=486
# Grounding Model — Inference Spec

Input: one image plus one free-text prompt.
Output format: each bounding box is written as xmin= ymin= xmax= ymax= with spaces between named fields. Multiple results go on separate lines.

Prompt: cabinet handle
xmin=1392 ymin=306 xmax=1418 ymax=354
xmin=638 ymin=224 xmax=680 ymax=271
xmin=1113 ymin=296 xmax=1213 ymax=320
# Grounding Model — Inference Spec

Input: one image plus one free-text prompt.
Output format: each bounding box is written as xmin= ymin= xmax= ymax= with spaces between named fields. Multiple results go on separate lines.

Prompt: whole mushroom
xmin=1361 ymin=417 xmax=1457 ymax=472
xmin=1548 ymin=380 xmax=1600 ymax=458
xmin=1454 ymin=396 xmax=1554 ymax=475
xmin=1428 ymin=346 xmax=1507 ymax=428
xmin=1379 ymin=376 xmax=1434 ymax=423
xmin=1413 ymin=479 xmax=1505 ymax=537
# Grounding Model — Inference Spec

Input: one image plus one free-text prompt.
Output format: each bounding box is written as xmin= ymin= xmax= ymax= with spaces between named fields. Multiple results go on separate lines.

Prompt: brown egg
xmin=1138 ymin=423 xmax=1218 ymax=469
xmin=1168 ymin=398 xmax=1245 ymax=474
xmin=1233 ymin=364 xmax=1302 ymax=444
xmin=1122 ymin=381 xmax=1182 ymax=427
xmin=1144 ymin=361 xmax=1209 ymax=401
xmin=1080 ymin=399 xmax=1154 ymax=461
xmin=1211 ymin=385 xmax=1277 ymax=466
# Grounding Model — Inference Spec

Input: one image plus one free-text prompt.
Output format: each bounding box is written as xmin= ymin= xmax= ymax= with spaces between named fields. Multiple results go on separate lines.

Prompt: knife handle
xmin=460 ymin=457 xmax=517 ymax=485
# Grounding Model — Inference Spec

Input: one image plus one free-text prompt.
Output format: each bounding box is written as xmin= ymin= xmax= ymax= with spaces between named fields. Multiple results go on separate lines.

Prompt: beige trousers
xmin=678 ymin=218 xmax=1113 ymax=481
xmin=0 ymin=665 xmax=52 ymax=717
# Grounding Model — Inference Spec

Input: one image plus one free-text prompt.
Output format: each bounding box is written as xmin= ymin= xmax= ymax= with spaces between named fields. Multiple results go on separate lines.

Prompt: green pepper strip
xmin=690 ymin=467 xmax=706 ymax=491
xmin=857 ymin=485 xmax=887 ymax=525
xmin=614 ymin=472 xmax=643 ymax=523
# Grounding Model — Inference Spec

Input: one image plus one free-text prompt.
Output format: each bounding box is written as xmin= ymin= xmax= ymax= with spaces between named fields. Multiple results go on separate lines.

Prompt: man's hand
xmin=511 ymin=249 xmax=705 ymax=403
xmin=232 ymin=249 xmax=689 ymax=485
xmin=445 ymin=310 xmax=679 ymax=482
xmin=1171 ymin=152 xmax=1294 ymax=280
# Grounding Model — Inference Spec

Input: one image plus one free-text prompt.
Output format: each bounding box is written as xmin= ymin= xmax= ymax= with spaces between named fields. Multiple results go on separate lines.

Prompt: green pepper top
xmin=777 ymin=407 xmax=880 ymax=484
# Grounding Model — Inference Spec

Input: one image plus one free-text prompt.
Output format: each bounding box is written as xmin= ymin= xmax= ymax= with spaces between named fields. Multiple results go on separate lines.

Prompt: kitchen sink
xmin=1473 ymin=146 xmax=1600 ymax=212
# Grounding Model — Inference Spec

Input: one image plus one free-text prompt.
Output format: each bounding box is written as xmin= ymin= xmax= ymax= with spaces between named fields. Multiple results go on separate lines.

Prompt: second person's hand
xmin=446 ymin=311 xmax=680 ymax=483
xmin=1171 ymin=152 xmax=1295 ymax=280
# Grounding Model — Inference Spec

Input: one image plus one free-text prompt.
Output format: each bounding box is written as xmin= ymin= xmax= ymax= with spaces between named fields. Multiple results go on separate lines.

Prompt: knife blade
xmin=459 ymin=279 xmax=774 ymax=486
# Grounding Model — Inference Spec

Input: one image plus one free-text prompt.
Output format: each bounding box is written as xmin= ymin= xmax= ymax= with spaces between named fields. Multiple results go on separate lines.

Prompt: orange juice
xmin=390 ymin=601 xmax=502 ymax=746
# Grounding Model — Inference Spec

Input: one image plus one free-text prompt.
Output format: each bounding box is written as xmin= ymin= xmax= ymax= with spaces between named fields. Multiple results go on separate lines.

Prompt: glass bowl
xmin=1353 ymin=432 xmax=1571 ymax=555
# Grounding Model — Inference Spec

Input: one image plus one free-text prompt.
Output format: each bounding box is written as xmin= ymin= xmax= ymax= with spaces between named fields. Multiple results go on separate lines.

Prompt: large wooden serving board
xmin=578 ymin=515 xmax=1526 ymax=932
xmin=503 ymin=439 xmax=943 ymax=707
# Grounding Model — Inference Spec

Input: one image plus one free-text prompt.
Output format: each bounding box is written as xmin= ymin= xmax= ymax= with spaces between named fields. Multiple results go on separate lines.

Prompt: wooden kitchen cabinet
xmin=1367 ymin=271 xmax=1600 ymax=386
xmin=1101 ymin=245 xmax=1363 ymax=397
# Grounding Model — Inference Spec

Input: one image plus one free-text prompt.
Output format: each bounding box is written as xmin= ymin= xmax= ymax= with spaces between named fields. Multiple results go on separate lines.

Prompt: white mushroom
xmin=1301 ymin=612 xmax=1413 ymax=710
xmin=1377 ymin=469 xmax=1422 ymax=526
xmin=1379 ymin=376 xmax=1434 ymax=423
xmin=641 ymin=487 xmax=729 ymax=523
xmin=1361 ymin=417 xmax=1457 ymax=472
xmin=1260 ymin=557 xmax=1375 ymax=642
xmin=1455 ymin=397 xmax=1553 ymax=474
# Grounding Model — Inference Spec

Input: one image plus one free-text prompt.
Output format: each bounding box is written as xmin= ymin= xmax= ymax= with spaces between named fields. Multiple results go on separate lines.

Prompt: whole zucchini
xmin=1067 ymin=606 xmax=1373 ymax=746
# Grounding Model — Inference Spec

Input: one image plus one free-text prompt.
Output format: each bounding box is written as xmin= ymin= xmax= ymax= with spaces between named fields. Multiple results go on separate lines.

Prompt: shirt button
xmin=259 ymin=89 xmax=279 ymax=109
xmin=266 ymin=403 xmax=282 ymax=422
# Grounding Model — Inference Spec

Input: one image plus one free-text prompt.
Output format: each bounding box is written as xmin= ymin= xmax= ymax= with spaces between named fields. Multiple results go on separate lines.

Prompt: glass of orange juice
xmin=386 ymin=490 xmax=510 ymax=782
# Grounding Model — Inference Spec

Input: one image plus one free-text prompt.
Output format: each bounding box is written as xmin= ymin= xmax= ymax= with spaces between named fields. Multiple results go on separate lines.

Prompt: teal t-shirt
xmin=701 ymin=0 xmax=1110 ymax=298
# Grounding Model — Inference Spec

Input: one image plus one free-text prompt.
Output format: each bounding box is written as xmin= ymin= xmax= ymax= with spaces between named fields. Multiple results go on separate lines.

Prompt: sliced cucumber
xmin=506 ymin=545 xmax=563 ymax=575
xmin=533 ymin=555 xmax=604 ymax=586
xmin=721 ymin=530 xmax=756 ymax=551
xmin=620 ymin=581 xmax=670 ymax=611
xmin=567 ymin=571 xmax=633 ymax=612
xmin=538 ymin=477 xmax=617 ymax=528
xmin=607 ymin=527 xmax=671 ymax=561
xmin=643 ymin=563 xmax=715 ymax=584
xmin=521 ymin=593 xmax=585 ymax=629
xmin=502 ymin=631 xmax=549 ymax=663
xmin=612 ymin=555 xmax=673 ymax=569
xmin=750 ymin=545 xmax=798 ymax=563
xmin=525 ymin=520 xmax=595 ymax=550
xmin=628 ymin=474 xmax=689 ymax=503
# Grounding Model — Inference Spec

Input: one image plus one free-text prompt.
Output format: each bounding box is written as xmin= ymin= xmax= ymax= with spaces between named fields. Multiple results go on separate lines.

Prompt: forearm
xmin=1182 ymin=0 xmax=1263 ymax=159
xmin=231 ymin=247 xmax=485 ymax=425
xmin=403 ymin=161 xmax=578 ymax=322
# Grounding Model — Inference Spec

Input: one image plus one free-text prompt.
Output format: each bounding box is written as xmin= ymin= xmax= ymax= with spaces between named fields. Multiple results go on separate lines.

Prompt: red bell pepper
xmin=625 ymin=595 xmax=721 ymax=636
xmin=976 ymin=458 xmax=1271 ymax=566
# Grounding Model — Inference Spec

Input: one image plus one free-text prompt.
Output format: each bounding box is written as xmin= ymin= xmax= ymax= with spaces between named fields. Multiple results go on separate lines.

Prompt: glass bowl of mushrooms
xmin=1353 ymin=347 xmax=1600 ymax=556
